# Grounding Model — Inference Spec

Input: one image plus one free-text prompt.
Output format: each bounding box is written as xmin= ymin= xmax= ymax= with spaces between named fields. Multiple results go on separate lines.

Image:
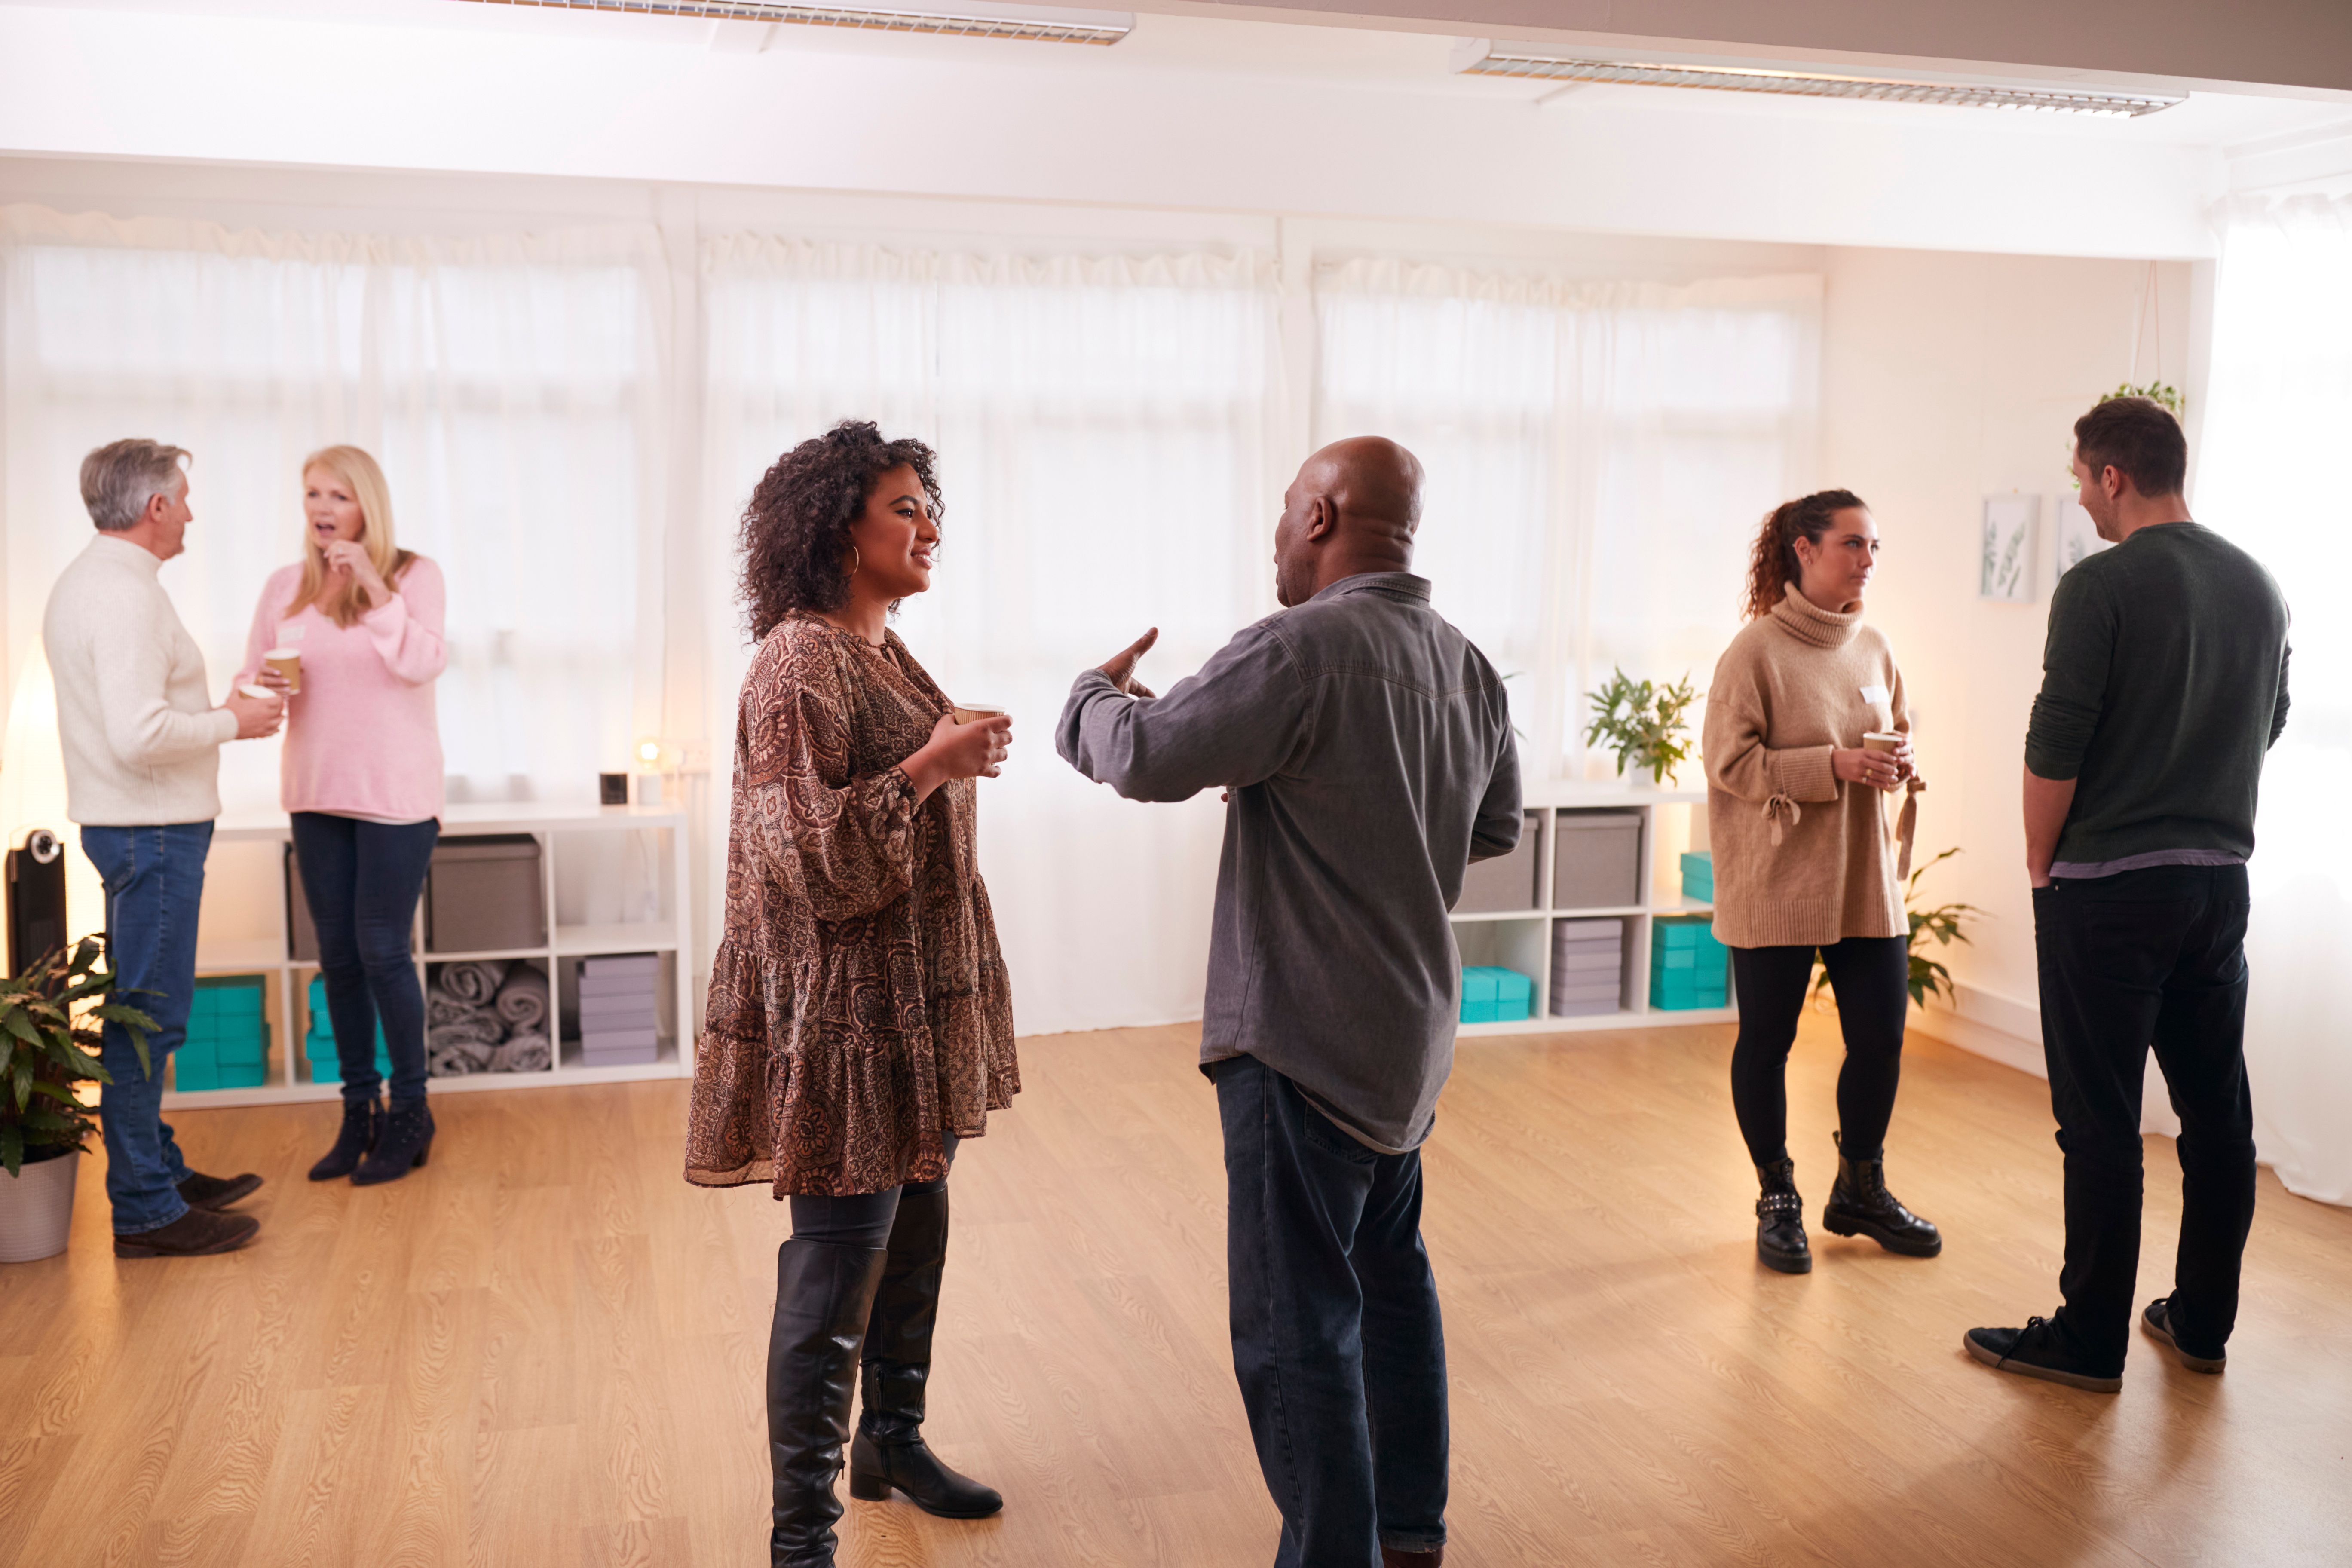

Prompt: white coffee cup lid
xmin=237 ymin=683 xmax=274 ymax=700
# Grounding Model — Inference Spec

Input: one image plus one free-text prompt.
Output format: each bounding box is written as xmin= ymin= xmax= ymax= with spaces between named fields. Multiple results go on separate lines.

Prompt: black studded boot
xmin=1755 ymin=1158 xmax=1811 ymax=1274
xmin=847 ymin=1187 xmax=1002 ymax=1519
xmin=1821 ymin=1131 xmax=1942 ymax=1257
xmin=770 ymin=1238 xmax=890 ymax=1566
xmin=309 ymin=1096 xmax=383 ymax=1182
xmin=352 ymin=1099 xmax=435 ymax=1186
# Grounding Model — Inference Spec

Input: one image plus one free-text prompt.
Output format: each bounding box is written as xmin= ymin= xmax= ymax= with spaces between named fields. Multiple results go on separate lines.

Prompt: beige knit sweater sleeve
xmin=1703 ymin=637 xmax=1840 ymax=806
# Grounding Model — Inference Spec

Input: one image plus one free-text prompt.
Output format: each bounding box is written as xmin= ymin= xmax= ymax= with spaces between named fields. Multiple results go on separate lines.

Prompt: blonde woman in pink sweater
xmin=241 ymin=446 xmax=447 ymax=1186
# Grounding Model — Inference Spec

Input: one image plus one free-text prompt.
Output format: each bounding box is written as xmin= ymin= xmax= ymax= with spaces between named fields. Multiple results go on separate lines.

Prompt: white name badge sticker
xmin=1859 ymin=683 xmax=1888 ymax=707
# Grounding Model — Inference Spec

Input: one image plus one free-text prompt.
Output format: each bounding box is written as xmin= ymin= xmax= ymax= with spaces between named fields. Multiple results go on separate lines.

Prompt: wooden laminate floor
xmin=3 ymin=1013 xmax=2348 ymax=1568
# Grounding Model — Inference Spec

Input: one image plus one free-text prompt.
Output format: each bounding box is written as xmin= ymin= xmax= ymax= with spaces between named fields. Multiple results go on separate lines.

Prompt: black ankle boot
xmin=309 ymin=1096 xmax=383 ymax=1182
xmin=1755 ymin=1158 xmax=1811 ymax=1274
xmin=352 ymin=1099 xmax=434 ymax=1187
xmin=770 ymin=1238 xmax=890 ymax=1567
xmin=1821 ymin=1131 xmax=1942 ymax=1257
xmin=848 ymin=1187 xmax=1003 ymax=1519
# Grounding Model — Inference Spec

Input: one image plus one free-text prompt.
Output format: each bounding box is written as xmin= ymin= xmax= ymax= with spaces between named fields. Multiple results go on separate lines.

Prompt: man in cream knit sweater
xmin=42 ymin=439 xmax=282 ymax=1258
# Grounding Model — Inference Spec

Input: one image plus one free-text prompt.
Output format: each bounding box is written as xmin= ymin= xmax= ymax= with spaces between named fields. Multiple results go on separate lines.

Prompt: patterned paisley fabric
xmin=685 ymin=612 xmax=1019 ymax=1197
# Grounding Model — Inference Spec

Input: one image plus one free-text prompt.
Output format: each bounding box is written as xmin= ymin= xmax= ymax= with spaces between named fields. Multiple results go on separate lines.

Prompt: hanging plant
xmin=1582 ymin=668 xmax=1698 ymax=784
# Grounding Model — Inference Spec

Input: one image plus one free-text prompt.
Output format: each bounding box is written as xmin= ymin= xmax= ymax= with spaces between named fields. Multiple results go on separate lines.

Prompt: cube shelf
xmin=1449 ymin=785 xmax=1738 ymax=1036
xmin=172 ymin=801 xmax=692 ymax=1107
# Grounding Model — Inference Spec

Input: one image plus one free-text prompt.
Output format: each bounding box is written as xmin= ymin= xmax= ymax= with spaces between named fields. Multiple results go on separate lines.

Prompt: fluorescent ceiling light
xmin=1453 ymin=41 xmax=2183 ymax=118
xmin=451 ymin=0 xmax=1132 ymax=46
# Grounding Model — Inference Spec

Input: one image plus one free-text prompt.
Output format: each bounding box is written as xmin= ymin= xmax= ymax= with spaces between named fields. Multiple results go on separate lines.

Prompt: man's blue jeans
xmin=1213 ymin=1053 xmax=1448 ymax=1568
xmin=80 ymin=822 xmax=211 ymax=1235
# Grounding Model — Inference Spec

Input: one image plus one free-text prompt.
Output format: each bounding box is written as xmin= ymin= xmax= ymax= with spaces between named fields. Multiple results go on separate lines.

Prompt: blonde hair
xmin=292 ymin=445 xmax=414 ymax=628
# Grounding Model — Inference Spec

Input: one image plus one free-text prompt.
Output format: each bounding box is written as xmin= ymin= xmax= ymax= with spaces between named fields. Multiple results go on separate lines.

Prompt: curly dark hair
xmin=1743 ymin=488 xmax=1868 ymax=621
xmin=739 ymin=420 xmax=945 ymax=641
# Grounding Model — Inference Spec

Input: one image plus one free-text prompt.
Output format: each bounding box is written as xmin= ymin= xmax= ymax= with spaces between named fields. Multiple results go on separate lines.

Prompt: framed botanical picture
xmin=2051 ymin=496 xmax=2110 ymax=582
xmin=1980 ymin=495 xmax=2039 ymax=602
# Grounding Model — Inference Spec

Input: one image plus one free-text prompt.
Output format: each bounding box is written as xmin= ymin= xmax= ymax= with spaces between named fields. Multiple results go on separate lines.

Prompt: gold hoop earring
xmin=847 ymin=545 xmax=862 ymax=582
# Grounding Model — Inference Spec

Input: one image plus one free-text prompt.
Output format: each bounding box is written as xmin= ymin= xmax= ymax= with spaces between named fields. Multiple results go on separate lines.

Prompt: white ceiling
xmin=5 ymin=0 xmax=2350 ymax=253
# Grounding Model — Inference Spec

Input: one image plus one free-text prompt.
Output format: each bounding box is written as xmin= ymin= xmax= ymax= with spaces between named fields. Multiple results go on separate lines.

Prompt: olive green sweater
xmin=2026 ymin=522 xmax=2290 ymax=873
xmin=1703 ymin=588 xmax=1912 ymax=949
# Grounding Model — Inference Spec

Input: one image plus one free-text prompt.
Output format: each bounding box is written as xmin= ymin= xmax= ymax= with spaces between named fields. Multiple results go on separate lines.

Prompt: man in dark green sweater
xmin=1968 ymin=396 xmax=2291 ymax=1393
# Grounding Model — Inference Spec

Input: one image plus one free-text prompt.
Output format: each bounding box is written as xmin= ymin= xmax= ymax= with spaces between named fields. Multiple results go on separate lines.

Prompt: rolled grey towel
xmin=436 ymin=959 xmax=509 ymax=1009
xmin=427 ymin=1035 xmax=495 ymax=1076
xmin=493 ymin=963 xmax=550 ymax=1033
xmin=490 ymin=1032 xmax=551 ymax=1073
xmin=428 ymin=994 xmax=499 ymax=1030
xmin=428 ymin=1014 xmax=503 ymax=1050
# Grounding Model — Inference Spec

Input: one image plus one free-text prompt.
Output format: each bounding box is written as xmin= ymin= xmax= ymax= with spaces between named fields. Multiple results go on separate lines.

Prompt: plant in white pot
xmin=1 ymin=937 xmax=155 ymax=1263
xmin=1583 ymin=668 xmax=1700 ymax=785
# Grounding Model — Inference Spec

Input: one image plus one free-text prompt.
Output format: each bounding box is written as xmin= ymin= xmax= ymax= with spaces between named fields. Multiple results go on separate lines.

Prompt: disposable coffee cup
xmin=264 ymin=647 xmax=302 ymax=695
xmin=952 ymin=703 xmax=1008 ymax=726
xmin=236 ymin=683 xmax=276 ymax=703
xmin=1862 ymin=731 xmax=1903 ymax=753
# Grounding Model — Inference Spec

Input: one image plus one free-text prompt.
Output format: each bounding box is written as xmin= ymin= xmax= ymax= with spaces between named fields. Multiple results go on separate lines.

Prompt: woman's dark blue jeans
xmin=291 ymin=812 xmax=438 ymax=1107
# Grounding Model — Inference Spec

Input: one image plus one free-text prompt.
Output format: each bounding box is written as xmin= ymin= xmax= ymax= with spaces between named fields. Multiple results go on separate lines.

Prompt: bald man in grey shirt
xmin=1060 ymin=438 xmax=1517 ymax=1568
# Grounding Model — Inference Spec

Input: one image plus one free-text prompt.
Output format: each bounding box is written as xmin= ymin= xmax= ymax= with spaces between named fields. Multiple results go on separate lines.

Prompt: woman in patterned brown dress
xmin=686 ymin=421 xmax=1020 ymax=1568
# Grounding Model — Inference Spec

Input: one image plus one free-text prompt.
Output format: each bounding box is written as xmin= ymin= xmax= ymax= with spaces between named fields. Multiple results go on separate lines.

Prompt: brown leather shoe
xmin=1382 ymin=1550 xmax=1444 ymax=1567
xmin=177 ymin=1171 xmax=263 ymax=1210
xmin=114 ymin=1206 xmax=260 ymax=1258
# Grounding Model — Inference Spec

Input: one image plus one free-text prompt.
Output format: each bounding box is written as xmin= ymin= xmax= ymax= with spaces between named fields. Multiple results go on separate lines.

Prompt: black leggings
xmin=1729 ymin=937 xmax=1909 ymax=1168
xmin=787 ymin=1134 xmax=958 ymax=1248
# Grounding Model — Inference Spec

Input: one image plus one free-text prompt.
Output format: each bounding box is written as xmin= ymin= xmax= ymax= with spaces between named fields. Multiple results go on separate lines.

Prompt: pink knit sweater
xmin=238 ymin=557 xmax=448 ymax=823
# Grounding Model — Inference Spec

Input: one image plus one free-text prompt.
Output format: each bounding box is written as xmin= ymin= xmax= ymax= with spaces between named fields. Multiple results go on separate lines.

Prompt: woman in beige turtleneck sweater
xmin=1703 ymin=489 xmax=1941 ymax=1275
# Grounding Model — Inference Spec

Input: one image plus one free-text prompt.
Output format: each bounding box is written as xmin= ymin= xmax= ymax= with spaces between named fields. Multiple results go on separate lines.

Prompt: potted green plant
xmin=0 ymin=937 xmax=154 ymax=1263
xmin=1813 ymin=848 xmax=1984 ymax=1008
xmin=1583 ymin=668 xmax=1700 ymax=785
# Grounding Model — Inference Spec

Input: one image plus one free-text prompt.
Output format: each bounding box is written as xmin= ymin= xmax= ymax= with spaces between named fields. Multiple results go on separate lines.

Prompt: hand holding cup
xmin=928 ymin=708 xmax=1012 ymax=781
xmin=224 ymin=683 xmax=284 ymax=741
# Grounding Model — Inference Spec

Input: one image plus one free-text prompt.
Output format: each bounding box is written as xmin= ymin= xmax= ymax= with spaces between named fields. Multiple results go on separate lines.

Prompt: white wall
xmin=1819 ymin=247 xmax=2196 ymax=1071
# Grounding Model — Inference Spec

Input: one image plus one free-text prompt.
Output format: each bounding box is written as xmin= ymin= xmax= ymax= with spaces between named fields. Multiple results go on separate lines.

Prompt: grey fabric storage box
xmin=1454 ymin=812 xmax=1543 ymax=913
xmin=1552 ymin=812 xmax=1643 ymax=910
xmin=425 ymin=834 xmax=546 ymax=954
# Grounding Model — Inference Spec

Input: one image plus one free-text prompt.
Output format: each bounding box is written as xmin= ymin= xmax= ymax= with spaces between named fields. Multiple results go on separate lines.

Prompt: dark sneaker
xmin=2141 ymin=1298 xmax=2226 ymax=1374
xmin=114 ymin=1206 xmax=260 ymax=1258
xmin=177 ymin=1170 xmax=263 ymax=1210
xmin=1963 ymin=1317 xmax=2122 ymax=1393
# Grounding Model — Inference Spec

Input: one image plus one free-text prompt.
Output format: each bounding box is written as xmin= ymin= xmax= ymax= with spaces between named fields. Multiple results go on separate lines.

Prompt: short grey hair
xmin=80 ymin=439 xmax=190 ymax=532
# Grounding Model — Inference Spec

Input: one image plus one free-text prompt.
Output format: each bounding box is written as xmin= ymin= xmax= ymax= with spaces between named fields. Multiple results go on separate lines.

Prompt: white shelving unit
xmin=168 ymin=801 xmax=692 ymax=1108
xmin=1453 ymin=783 xmax=1737 ymax=1038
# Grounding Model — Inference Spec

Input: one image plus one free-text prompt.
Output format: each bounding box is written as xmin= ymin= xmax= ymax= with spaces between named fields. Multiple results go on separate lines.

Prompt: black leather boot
xmin=309 ymin=1097 xmax=383 ymax=1182
xmin=1755 ymin=1158 xmax=1811 ymax=1274
xmin=352 ymin=1099 xmax=434 ymax=1187
xmin=1821 ymin=1131 xmax=1942 ymax=1257
xmin=847 ymin=1187 xmax=1003 ymax=1519
xmin=770 ymin=1238 xmax=890 ymax=1567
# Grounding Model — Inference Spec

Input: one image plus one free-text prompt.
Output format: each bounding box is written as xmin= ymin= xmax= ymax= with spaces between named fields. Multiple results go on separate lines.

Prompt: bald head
xmin=1274 ymin=437 xmax=1424 ymax=607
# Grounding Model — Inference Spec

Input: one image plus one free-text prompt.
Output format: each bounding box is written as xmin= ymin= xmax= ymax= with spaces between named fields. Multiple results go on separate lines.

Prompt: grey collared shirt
xmin=1057 ymin=572 xmax=1520 ymax=1152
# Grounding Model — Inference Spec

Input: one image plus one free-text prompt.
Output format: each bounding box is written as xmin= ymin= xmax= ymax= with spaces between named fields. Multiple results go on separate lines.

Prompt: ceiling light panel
xmin=1454 ymin=43 xmax=2183 ymax=118
xmin=453 ymin=0 xmax=1132 ymax=46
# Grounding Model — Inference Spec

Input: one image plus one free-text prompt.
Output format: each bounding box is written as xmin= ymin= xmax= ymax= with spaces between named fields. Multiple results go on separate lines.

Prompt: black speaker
xmin=6 ymin=827 xmax=68 ymax=977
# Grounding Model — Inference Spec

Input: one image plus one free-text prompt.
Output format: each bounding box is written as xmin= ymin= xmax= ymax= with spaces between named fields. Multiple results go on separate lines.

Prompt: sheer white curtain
xmin=0 ymin=205 xmax=666 ymax=811
xmin=2195 ymin=194 xmax=2352 ymax=1205
xmin=702 ymin=239 xmax=1280 ymax=1035
xmin=1315 ymin=262 xmax=1820 ymax=778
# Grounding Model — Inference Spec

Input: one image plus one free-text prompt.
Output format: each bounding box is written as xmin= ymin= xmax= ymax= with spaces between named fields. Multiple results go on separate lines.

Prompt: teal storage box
xmin=1650 ymin=916 xmax=1730 ymax=1011
xmin=176 ymin=976 xmax=270 ymax=1090
xmin=304 ymin=975 xmax=392 ymax=1085
xmin=1680 ymin=851 xmax=1715 ymax=903
xmin=1460 ymin=965 xmax=1534 ymax=1024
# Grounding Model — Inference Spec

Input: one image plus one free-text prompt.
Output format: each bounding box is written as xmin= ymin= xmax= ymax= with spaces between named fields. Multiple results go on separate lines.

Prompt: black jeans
xmin=1728 ymin=936 xmax=1910 ymax=1168
xmin=1213 ymin=1053 xmax=1446 ymax=1568
xmin=291 ymin=812 xmax=438 ymax=1107
xmin=788 ymin=1134 xmax=959 ymax=1247
xmin=2035 ymin=864 xmax=2256 ymax=1372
